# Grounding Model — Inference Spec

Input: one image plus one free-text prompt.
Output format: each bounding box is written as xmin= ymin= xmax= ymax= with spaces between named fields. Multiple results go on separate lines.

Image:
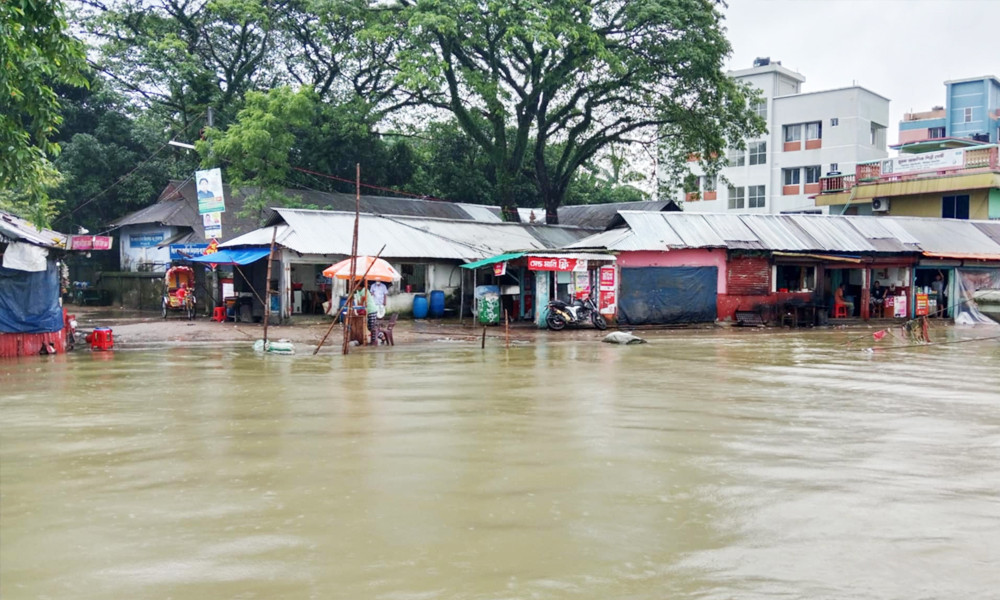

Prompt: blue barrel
xmin=412 ymin=294 xmax=429 ymax=319
xmin=338 ymin=296 xmax=348 ymax=318
xmin=429 ymin=290 xmax=445 ymax=318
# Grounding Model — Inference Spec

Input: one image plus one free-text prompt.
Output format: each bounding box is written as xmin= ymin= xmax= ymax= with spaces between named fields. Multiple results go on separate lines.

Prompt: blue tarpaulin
xmin=618 ymin=266 xmax=718 ymax=325
xmin=186 ymin=248 xmax=271 ymax=265
xmin=0 ymin=261 xmax=63 ymax=333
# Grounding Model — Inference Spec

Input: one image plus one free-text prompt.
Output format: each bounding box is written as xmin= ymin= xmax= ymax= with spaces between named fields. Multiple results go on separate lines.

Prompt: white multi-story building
xmin=677 ymin=59 xmax=890 ymax=214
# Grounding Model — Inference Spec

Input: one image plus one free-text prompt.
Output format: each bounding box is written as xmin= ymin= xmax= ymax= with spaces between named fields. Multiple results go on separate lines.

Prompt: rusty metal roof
xmin=0 ymin=211 xmax=69 ymax=248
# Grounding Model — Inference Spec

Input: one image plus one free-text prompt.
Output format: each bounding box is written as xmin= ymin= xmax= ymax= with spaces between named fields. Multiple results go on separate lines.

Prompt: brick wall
xmin=727 ymin=256 xmax=770 ymax=296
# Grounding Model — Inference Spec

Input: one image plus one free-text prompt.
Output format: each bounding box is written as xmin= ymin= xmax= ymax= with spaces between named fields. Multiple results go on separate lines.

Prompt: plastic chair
xmin=376 ymin=314 xmax=398 ymax=346
xmin=212 ymin=306 xmax=226 ymax=322
xmin=834 ymin=303 xmax=848 ymax=318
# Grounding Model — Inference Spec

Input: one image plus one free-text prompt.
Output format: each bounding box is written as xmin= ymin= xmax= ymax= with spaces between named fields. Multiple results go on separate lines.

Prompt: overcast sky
xmin=721 ymin=0 xmax=1000 ymax=152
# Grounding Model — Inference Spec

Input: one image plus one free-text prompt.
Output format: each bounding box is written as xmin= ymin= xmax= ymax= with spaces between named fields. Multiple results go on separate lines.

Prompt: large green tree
xmin=376 ymin=0 xmax=764 ymax=223
xmin=1 ymin=0 xmax=88 ymax=225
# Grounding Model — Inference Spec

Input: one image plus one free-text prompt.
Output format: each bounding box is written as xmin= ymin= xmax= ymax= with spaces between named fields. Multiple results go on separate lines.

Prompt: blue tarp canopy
xmin=186 ymin=248 xmax=271 ymax=265
xmin=0 ymin=261 xmax=63 ymax=333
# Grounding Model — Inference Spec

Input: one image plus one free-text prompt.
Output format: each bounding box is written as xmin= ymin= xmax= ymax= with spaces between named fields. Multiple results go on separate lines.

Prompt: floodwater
xmin=2 ymin=328 xmax=999 ymax=599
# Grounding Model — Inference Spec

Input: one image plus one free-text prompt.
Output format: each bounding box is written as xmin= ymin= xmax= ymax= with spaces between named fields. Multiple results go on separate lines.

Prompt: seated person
xmin=870 ymin=280 xmax=886 ymax=316
xmin=834 ymin=283 xmax=854 ymax=316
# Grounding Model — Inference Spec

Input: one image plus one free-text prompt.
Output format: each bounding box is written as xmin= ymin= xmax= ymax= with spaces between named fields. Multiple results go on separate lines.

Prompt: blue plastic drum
xmin=412 ymin=294 xmax=429 ymax=319
xmin=429 ymin=290 xmax=445 ymax=318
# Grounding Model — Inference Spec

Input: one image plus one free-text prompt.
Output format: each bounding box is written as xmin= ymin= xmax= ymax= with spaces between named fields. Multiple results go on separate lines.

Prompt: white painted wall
xmin=677 ymin=63 xmax=889 ymax=215
xmin=119 ymin=225 xmax=178 ymax=271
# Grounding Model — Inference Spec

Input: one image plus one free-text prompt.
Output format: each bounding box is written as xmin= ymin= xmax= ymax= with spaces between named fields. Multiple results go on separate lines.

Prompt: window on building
xmin=805 ymin=121 xmax=822 ymax=140
xmin=753 ymin=100 xmax=767 ymax=119
xmin=728 ymin=186 xmax=745 ymax=210
xmin=782 ymin=168 xmax=801 ymax=185
xmin=749 ymin=141 xmax=767 ymax=165
xmin=870 ymin=123 xmax=887 ymax=147
xmin=399 ymin=263 xmax=427 ymax=293
xmin=701 ymin=175 xmax=717 ymax=192
xmin=804 ymin=165 xmax=821 ymax=184
xmin=830 ymin=117 xmax=839 ymax=127
xmin=728 ymin=148 xmax=745 ymax=167
xmin=774 ymin=265 xmax=816 ymax=292
xmin=783 ymin=124 xmax=802 ymax=143
xmin=829 ymin=162 xmax=840 ymax=174
xmin=928 ymin=127 xmax=946 ymax=139
xmin=963 ymin=107 xmax=973 ymax=123
xmin=942 ymin=195 xmax=970 ymax=219
xmin=748 ymin=185 xmax=766 ymax=208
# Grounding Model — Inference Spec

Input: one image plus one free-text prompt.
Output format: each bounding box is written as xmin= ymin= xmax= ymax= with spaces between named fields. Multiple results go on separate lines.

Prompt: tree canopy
xmin=379 ymin=0 xmax=764 ymax=222
xmin=1 ymin=0 xmax=88 ymax=224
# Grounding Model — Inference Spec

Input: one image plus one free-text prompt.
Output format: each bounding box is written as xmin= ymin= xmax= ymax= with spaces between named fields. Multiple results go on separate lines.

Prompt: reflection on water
xmin=2 ymin=329 xmax=999 ymax=599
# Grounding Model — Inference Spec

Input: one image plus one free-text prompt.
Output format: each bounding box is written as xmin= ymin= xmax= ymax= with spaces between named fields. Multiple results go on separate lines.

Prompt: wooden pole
xmin=505 ymin=309 xmax=509 ymax=348
xmin=481 ymin=326 xmax=486 ymax=349
xmin=341 ymin=163 xmax=362 ymax=355
xmin=262 ymin=226 xmax=278 ymax=345
xmin=312 ymin=245 xmax=386 ymax=355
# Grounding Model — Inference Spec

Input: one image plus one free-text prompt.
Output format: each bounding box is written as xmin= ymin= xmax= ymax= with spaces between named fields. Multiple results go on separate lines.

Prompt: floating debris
xmin=253 ymin=339 xmax=296 ymax=354
xmin=602 ymin=332 xmax=647 ymax=345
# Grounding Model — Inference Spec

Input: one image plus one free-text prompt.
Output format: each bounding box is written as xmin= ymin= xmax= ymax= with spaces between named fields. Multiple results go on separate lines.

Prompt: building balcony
xmin=818 ymin=145 xmax=999 ymax=195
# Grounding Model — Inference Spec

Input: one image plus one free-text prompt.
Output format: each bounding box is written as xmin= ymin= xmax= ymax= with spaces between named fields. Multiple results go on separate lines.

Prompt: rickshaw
xmin=162 ymin=265 xmax=197 ymax=319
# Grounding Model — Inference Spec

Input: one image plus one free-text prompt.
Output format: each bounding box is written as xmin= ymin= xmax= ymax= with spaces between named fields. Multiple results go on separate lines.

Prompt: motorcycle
xmin=545 ymin=293 xmax=608 ymax=331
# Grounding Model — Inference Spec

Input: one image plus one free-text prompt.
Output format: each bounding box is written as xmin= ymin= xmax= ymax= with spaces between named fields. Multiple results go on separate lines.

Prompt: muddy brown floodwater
xmin=2 ymin=327 xmax=999 ymax=599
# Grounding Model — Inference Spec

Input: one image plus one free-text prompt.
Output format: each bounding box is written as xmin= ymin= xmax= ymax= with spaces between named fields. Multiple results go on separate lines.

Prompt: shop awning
xmin=186 ymin=248 xmax=272 ymax=265
xmin=922 ymin=251 xmax=1000 ymax=261
xmin=460 ymin=252 xmax=526 ymax=269
xmin=772 ymin=251 xmax=863 ymax=263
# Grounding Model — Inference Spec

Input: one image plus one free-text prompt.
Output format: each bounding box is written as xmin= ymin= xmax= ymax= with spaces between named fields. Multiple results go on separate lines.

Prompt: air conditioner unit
xmin=872 ymin=198 xmax=890 ymax=213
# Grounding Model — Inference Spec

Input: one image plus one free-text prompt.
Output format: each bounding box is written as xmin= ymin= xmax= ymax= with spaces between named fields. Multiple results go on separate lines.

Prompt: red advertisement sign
xmin=69 ymin=235 xmax=114 ymax=251
xmin=493 ymin=261 xmax=507 ymax=276
xmin=599 ymin=289 xmax=617 ymax=315
xmin=914 ymin=293 xmax=929 ymax=316
xmin=599 ymin=265 xmax=616 ymax=289
xmin=527 ymin=256 xmax=579 ymax=272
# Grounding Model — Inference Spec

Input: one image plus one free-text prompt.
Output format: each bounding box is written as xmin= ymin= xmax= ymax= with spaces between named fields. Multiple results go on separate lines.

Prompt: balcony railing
xmin=818 ymin=145 xmax=998 ymax=194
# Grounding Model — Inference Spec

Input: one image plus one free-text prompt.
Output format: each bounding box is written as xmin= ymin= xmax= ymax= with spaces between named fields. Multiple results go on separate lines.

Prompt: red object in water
xmin=87 ymin=327 xmax=114 ymax=351
xmin=872 ymin=329 xmax=887 ymax=341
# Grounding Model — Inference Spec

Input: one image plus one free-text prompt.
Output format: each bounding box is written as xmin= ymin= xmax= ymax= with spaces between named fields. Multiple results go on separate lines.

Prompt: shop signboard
xmin=493 ymin=261 xmax=507 ymax=276
xmin=128 ymin=232 xmax=164 ymax=248
xmin=598 ymin=265 xmax=617 ymax=315
xmin=915 ymin=293 xmax=929 ymax=316
xmin=527 ymin=256 xmax=586 ymax=272
xmin=69 ymin=235 xmax=113 ymax=251
xmin=169 ymin=243 xmax=209 ymax=261
xmin=196 ymin=168 xmax=226 ymax=214
xmin=880 ymin=149 xmax=964 ymax=176
xmin=893 ymin=294 xmax=907 ymax=318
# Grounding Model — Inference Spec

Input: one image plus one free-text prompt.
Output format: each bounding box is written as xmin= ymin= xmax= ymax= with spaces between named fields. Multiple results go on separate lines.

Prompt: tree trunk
xmin=544 ymin=202 xmax=559 ymax=225
xmin=496 ymin=168 xmax=522 ymax=222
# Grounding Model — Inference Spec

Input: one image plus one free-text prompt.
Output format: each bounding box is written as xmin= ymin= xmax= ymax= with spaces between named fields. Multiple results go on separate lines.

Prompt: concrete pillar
xmin=534 ymin=270 xmax=549 ymax=328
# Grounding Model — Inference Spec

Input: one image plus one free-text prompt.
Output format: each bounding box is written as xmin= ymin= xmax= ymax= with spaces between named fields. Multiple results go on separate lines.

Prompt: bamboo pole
xmin=341 ymin=163 xmax=362 ymax=355
xmin=312 ymin=245 xmax=386 ymax=355
xmin=261 ymin=227 xmax=278 ymax=345
xmin=505 ymin=309 xmax=509 ymax=348
xmin=481 ymin=326 xmax=486 ymax=349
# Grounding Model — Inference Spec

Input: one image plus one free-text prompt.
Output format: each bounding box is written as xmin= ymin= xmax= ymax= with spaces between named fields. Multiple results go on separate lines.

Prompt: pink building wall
xmin=616 ymin=249 xmax=728 ymax=294
xmin=898 ymin=128 xmax=929 ymax=144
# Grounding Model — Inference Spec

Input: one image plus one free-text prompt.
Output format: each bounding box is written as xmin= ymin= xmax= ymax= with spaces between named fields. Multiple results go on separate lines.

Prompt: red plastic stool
xmin=212 ymin=306 xmax=226 ymax=322
xmin=834 ymin=304 xmax=848 ymax=318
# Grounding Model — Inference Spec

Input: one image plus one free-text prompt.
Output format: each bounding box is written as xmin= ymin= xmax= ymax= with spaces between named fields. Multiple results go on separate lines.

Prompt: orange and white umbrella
xmin=323 ymin=256 xmax=401 ymax=283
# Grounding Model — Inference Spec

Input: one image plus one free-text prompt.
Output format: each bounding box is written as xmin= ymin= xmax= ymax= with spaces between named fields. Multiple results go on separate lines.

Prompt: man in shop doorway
xmin=931 ymin=272 xmax=947 ymax=317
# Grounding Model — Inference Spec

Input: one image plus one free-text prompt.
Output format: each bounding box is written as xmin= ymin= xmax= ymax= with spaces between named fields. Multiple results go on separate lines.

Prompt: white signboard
xmin=880 ymin=149 xmax=964 ymax=176
xmin=196 ymin=168 xmax=226 ymax=214
xmin=203 ymin=212 xmax=222 ymax=239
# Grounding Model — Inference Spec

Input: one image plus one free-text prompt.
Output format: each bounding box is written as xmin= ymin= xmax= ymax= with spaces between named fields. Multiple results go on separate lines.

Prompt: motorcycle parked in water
xmin=545 ymin=294 xmax=608 ymax=331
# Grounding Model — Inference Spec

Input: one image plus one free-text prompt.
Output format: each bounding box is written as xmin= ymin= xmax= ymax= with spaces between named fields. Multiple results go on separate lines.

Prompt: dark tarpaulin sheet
xmin=618 ymin=266 xmax=717 ymax=325
xmin=0 ymin=261 xmax=63 ymax=333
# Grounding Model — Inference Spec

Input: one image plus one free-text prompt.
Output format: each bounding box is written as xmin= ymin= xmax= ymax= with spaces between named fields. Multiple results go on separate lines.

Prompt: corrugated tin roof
xmin=568 ymin=212 xmax=1000 ymax=258
xmin=786 ymin=214 xmax=875 ymax=252
xmin=557 ymin=200 xmax=680 ymax=230
xmin=972 ymin=221 xmax=1000 ymax=246
xmin=0 ymin=211 xmax=69 ymax=248
xmin=220 ymin=209 xmax=592 ymax=261
xmin=110 ymin=180 xmax=509 ymax=243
